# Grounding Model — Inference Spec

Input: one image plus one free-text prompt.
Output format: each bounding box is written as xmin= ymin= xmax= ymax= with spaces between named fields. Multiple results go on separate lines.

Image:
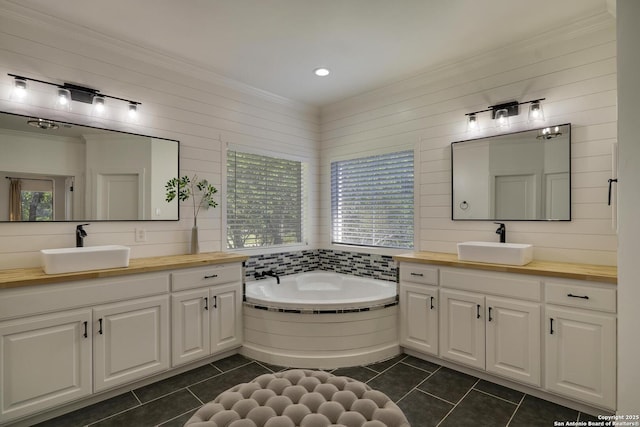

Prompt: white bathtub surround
xmin=245 ymin=271 xmax=397 ymax=311
xmin=241 ymin=271 xmax=399 ymax=368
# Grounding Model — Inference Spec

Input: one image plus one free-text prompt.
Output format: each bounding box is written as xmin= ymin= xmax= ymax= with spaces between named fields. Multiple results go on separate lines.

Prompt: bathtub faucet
xmin=262 ymin=270 xmax=280 ymax=284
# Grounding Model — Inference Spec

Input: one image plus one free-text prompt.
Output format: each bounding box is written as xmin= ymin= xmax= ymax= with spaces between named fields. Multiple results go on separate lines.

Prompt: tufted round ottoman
xmin=184 ymin=369 xmax=410 ymax=427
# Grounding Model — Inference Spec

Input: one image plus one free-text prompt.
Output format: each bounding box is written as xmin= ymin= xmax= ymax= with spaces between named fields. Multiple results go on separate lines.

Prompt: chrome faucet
xmin=494 ymin=222 xmax=506 ymax=243
xmin=76 ymin=223 xmax=89 ymax=247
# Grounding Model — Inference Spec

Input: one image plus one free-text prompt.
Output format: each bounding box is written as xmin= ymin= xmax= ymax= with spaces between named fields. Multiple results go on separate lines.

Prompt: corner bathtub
xmin=241 ymin=271 xmax=400 ymax=369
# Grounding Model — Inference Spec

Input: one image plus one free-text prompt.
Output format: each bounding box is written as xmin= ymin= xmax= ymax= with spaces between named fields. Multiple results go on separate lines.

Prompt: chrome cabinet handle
xmin=204 ymin=297 xmax=208 ymax=310
xmin=550 ymin=318 xmax=554 ymax=335
xmin=476 ymin=304 xmax=481 ymax=319
xmin=410 ymin=272 xmax=424 ymax=277
xmin=98 ymin=318 xmax=103 ymax=335
xmin=204 ymin=274 xmax=218 ymax=279
xmin=430 ymin=296 xmax=435 ymax=310
xmin=488 ymin=307 xmax=493 ymax=322
xmin=83 ymin=321 xmax=88 ymax=338
xmin=213 ymin=296 xmax=217 ymax=308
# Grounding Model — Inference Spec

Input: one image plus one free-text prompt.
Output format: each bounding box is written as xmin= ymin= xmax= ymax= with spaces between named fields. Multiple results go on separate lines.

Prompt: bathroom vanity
xmin=395 ymin=252 xmax=617 ymax=413
xmin=0 ymin=252 xmax=246 ymax=425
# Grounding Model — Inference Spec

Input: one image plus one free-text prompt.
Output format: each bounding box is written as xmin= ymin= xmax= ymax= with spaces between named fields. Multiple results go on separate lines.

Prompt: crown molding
xmin=0 ymin=0 xmax=318 ymax=115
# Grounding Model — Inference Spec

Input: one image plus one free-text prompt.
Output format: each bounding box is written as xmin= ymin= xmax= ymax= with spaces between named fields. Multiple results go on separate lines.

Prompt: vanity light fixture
xmin=313 ymin=67 xmax=331 ymax=77
xmin=465 ymin=98 xmax=545 ymax=131
xmin=536 ymin=125 xmax=562 ymax=140
xmin=8 ymin=73 xmax=141 ymax=117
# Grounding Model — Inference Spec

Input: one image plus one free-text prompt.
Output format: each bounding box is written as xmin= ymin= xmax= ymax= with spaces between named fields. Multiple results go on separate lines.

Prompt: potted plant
xmin=165 ymin=175 xmax=218 ymax=254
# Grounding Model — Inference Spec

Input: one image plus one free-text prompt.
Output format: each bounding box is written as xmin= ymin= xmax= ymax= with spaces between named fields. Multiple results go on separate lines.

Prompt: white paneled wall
xmin=0 ymin=6 xmax=319 ymax=269
xmin=320 ymin=13 xmax=617 ymax=265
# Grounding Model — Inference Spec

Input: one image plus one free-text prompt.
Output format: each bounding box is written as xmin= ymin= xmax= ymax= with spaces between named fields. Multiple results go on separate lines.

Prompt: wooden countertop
xmin=0 ymin=252 xmax=249 ymax=290
xmin=394 ymin=251 xmax=617 ymax=284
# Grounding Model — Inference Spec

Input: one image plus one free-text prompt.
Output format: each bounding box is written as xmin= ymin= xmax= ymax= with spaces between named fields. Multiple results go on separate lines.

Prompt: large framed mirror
xmin=0 ymin=111 xmax=179 ymax=222
xmin=451 ymin=124 xmax=571 ymax=221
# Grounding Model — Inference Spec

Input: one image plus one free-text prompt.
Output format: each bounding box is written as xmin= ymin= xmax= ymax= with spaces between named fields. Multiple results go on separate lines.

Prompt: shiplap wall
xmin=0 ymin=6 xmax=320 ymax=269
xmin=320 ymin=13 xmax=617 ymax=265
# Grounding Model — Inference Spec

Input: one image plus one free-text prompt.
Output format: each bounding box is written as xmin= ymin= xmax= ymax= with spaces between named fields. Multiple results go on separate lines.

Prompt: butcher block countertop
xmin=394 ymin=251 xmax=617 ymax=284
xmin=0 ymin=252 xmax=249 ymax=290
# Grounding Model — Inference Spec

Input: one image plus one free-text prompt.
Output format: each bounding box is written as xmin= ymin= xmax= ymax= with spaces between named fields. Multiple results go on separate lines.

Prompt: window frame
xmin=329 ymin=148 xmax=416 ymax=251
xmin=224 ymin=146 xmax=309 ymax=254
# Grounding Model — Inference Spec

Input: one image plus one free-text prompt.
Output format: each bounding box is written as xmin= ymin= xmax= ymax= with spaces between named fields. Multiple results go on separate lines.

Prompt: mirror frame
xmin=0 ymin=110 xmax=180 ymax=222
xmin=451 ymin=123 xmax=571 ymax=221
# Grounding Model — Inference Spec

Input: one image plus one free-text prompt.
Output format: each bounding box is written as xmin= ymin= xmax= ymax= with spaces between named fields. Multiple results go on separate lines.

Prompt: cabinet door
xmin=93 ymin=295 xmax=169 ymax=392
xmin=210 ymin=283 xmax=242 ymax=353
xmin=439 ymin=289 xmax=485 ymax=369
xmin=171 ymin=289 xmax=210 ymax=367
xmin=486 ymin=297 xmax=541 ymax=386
xmin=400 ymin=283 xmax=438 ymax=355
xmin=545 ymin=306 xmax=616 ymax=410
xmin=0 ymin=309 xmax=92 ymax=423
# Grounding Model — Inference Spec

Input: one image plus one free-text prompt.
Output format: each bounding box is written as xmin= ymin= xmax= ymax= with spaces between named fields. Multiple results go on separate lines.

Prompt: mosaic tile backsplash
xmin=244 ymin=249 xmax=397 ymax=282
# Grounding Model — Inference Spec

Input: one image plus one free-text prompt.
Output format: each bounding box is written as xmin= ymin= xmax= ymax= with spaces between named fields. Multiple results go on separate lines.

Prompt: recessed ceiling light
xmin=313 ymin=67 xmax=330 ymax=77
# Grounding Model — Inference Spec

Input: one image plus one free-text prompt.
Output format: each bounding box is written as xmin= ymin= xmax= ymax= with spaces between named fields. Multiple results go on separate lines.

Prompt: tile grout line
xmin=186 ymin=387 xmax=205 ymax=405
xmin=394 ymin=368 xmax=439 ymax=405
xmin=130 ymin=390 xmax=143 ymax=406
xmin=435 ymin=378 xmax=481 ymax=427
xmin=506 ymin=393 xmax=527 ymax=426
xmin=156 ymin=407 xmax=201 ymax=426
xmin=472 ymin=386 xmax=521 ymax=406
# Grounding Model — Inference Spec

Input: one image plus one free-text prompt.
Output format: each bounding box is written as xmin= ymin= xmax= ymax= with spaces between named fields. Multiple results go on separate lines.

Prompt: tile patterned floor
xmin=34 ymin=353 xmax=601 ymax=427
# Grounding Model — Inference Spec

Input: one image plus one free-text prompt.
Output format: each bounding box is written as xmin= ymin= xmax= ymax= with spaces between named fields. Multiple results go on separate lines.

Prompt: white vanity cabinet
xmin=93 ymin=295 xmax=170 ymax=392
xmin=171 ymin=264 xmax=243 ymax=367
xmin=544 ymin=280 xmax=617 ymax=410
xmin=399 ymin=264 xmax=439 ymax=355
xmin=0 ymin=309 xmax=92 ymax=422
xmin=0 ymin=272 xmax=170 ymax=424
xmin=439 ymin=268 xmax=542 ymax=386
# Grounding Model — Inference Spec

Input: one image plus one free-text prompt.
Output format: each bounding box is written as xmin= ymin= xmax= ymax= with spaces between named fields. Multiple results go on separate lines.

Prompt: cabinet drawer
xmin=545 ymin=281 xmax=616 ymax=313
xmin=399 ymin=263 xmax=438 ymax=285
xmin=172 ymin=264 xmax=241 ymax=291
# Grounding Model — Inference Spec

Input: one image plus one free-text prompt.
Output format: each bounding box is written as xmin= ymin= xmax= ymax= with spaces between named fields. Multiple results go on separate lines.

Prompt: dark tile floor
xmin=34 ymin=353 xmax=601 ymax=427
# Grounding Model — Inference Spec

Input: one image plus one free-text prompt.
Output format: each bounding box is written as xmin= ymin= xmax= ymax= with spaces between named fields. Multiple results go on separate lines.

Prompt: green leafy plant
xmin=165 ymin=175 xmax=218 ymax=227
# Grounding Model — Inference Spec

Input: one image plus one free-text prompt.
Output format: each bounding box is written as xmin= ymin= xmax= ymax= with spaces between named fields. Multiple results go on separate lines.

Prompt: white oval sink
xmin=457 ymin=241 xmax=533 ymax=266
xmin=41 ymin=245 xmax=131 ymax=275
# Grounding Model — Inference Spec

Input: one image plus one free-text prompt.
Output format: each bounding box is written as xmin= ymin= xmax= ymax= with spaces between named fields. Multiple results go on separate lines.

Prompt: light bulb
xmin=128 ymin=102 xmax=138 ymax=119
xmin=467 ymin=113 xmax=478 ymax=131
xmin=12 ymin=78 xmax=27 ymax=100
xmin=495 ymin=109 xmax=509 ymax=128
xmin=93 ymin=96 xmax=105 ymax=114
xmin=57 ymin=88 xmax=70 ymax=106
xmin=528 ymin=100 xmax=544 ymax=122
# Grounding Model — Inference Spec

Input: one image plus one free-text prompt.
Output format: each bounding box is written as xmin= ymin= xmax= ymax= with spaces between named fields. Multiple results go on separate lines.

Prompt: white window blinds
xmin=227 ymin=150 xmax=304 ymax=249
xmin=331 ymin=150 xmax=414 ymax=249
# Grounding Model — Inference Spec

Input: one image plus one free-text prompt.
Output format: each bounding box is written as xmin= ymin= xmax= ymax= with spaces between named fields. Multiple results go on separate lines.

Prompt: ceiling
xmin=8 ymin=0 xmax=610 ymax=107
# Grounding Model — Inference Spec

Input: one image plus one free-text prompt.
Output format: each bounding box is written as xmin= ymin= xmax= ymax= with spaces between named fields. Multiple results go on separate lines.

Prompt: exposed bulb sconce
xmin=494 ymin=108 xmax=510 ymax=128
xmin=466 ymin=113 xmax=478 ymax=131
xmin=128 ymin=102 xmax=138 ymax=119
xmin=56 ymin=88 xmax=71 ymax=111
xmin=8 ymin=73 xmax=141 ymax=119
xmin=465 ymin=98 xmax=545 ymax=131
xmin=93 ymin=95 xmax=105 ymax=114
xmin=536 ymin=125 xmax=562 ymax=140
xmin=11 ymin=77 xmax=27 ymax=100
xmin=528 ymin=99 xmax=544 ymax=122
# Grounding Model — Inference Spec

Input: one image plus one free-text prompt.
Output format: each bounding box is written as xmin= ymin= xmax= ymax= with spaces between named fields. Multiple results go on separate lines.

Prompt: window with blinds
xmin=331 ymin=150 xmax=414 ymax=249
xmin=227 ymin=150 xmax=304 ymax=249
